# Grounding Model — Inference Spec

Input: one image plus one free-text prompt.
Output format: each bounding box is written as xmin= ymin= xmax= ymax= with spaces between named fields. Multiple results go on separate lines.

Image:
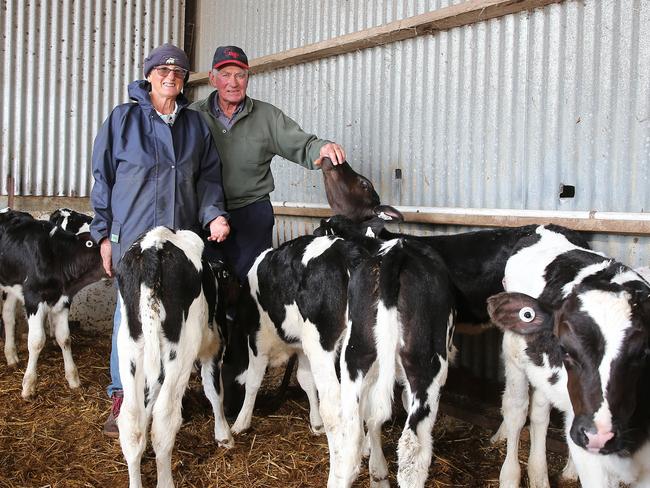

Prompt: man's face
xmin=209 ymin=65 xmax=249 ymax=105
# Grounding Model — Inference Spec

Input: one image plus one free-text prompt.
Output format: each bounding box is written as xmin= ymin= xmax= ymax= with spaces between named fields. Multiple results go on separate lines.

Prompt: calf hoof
xmin=310 ymin=423 xmax=325 ymax=435
xmin=490 ymin=424 xmax=506 ymax=444
xmin=6 ymin=357 xmax=19 ymax=368
xmin=528 ymin=474 xmax=551 ymax=488
xmin=217 ymin=436 xmax=235 ymax=449
xmin=66 ymin=371 xmax=81 ymax=389
xmin=5 ymin=348 xmax=19 ymax=366
xmin=370 ymin=475 xmax=390 ymax=488
xmin=231 ymin=420 xmax=251 ymax=435
xmin=21 ymin=379 xmax=37 ymax=400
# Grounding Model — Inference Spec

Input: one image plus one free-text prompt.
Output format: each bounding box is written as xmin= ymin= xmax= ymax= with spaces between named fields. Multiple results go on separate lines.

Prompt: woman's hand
xmin=208 ymin=216 xmax=230 ymax=243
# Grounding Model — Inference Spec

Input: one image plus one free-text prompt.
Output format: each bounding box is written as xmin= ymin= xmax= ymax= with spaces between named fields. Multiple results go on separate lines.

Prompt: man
xmin=90 ymin=43 xmax=230 ymax=437
xmin=190 ymin=45 xmax=346 ymax=281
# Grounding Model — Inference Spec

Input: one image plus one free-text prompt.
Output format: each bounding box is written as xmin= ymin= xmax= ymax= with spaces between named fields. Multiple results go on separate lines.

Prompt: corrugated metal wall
xmin=191 ymin=0 xmax=650 ymax=266
xmin=192 ymin=0 xmax=650 ymax=381
xmin=1 ymin=0 xmax=186 ymax=197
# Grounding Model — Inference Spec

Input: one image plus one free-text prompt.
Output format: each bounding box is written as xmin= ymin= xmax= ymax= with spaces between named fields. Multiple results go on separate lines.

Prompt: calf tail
xmin=140 ymin=283 xmax=163 ymax=405
xmin=367 ymin=241 xmax=405 ymax=426
xmin=117 ymin=242 xmax=166 ymax=408
xmin=139 ymin=247 xmax=166 ymax=406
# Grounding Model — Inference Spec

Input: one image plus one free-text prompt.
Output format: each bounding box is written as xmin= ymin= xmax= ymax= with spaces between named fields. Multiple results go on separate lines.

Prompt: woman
xmin=89 ymin=43 xmax=230 ymax=436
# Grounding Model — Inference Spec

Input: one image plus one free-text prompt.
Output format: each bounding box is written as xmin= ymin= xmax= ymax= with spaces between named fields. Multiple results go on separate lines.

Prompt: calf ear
xmin=634 ymin=292 xmax=650 ymax=331
xmin=487 ymin=292 xmax=550 ymax=335
xmin=373 ymin=204 xmax=404 ymax=222
xmin=312 ymin=219 xmax=329 ymax=236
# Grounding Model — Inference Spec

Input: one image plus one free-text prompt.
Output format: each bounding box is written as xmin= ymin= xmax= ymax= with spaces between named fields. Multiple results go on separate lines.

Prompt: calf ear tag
xmin=85 ymin=240 xmax=94 ymax=248
xmin=519 ymin=307 xmax=536 ymax=322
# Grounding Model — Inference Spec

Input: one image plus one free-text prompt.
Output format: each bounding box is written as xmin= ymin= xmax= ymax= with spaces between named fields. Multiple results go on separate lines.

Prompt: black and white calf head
xmin=488 ymin=280 xmax=650 ymax=455
xmin=319 ymin=158 xmax=404 ymax=223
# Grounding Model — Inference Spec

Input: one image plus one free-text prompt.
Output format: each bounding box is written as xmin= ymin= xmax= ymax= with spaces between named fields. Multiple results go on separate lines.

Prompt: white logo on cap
xmin=165 ymin=57 xmax=176 ymax=64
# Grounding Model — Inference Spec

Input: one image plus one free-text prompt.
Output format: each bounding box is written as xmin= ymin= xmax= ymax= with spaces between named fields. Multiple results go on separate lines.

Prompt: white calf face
xmin=555 ymin=287 xmax=649 ymax=454
xmin=488 ymin=286 xmax=650 ymax=455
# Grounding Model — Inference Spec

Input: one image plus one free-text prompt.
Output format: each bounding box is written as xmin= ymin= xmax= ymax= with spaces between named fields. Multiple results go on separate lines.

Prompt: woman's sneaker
xmin=103 ymin=390 xmax=123 ymax=438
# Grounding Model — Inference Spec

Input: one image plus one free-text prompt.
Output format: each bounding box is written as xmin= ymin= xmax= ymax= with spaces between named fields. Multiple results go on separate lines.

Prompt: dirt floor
xmin=0 ymin=325 xmax=579 ymax=487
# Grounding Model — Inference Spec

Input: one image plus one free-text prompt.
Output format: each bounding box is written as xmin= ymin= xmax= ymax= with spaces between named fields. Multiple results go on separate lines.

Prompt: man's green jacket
xmin=191 ymin=93 xmax=329 ymax=210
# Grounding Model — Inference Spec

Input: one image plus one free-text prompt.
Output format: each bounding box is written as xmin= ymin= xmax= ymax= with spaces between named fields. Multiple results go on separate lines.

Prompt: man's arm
xmin=272 ymin=111 xmax=346 ymax=168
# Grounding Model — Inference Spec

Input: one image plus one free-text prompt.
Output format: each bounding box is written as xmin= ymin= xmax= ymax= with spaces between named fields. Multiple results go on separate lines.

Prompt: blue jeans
xmin=107 ymin=295 xmax=122 ymax=397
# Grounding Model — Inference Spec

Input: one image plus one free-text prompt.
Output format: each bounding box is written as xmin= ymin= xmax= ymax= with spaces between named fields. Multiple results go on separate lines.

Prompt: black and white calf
xmin=337 ymin=238 xmax=456 ymax=488
xmin=2 ymin=208 xmax=94 ymax=343
xmin=115 ymin=227 xmax=233 ymax=488
xmin=0 ymin=208 xmax=105 ymax=398
xmin=488 ymin=225 xmax=650 ymax=487
xmin=226 ymin=234 xmax=371 ymax=486
xmin=316 ymin=215 xmax=589 ymax=326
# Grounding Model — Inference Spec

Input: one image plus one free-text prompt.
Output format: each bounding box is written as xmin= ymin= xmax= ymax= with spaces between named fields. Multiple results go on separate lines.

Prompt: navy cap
xmin=143 ymin=43 xmax=190 ymax=78
xmin=212 ymin=46 xmax=249 ymax=70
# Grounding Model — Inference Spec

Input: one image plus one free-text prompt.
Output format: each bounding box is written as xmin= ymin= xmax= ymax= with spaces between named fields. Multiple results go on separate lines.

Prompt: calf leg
xmin=561 ymin=454 xmax=578 ymax=481
xmin=2 ymin=293 xmax=19 ymax=366
xmin=396 ymin=370 xmax=445 ymax=488
xmin=151 ymin=367 xmax=192 ymax=488
xmin=231 ymin=348 xmax=268 ymax=434
xmin=50 ymin=306 xmax=80 ymax=389
xmin=363 ymin=364 xmax=394 ymax=488
xmin=295 ymin=351 xmax=324 ymax=434
xmin=496 ymin=333 xmax=530 ymax=488
xmin=337 ymin=365 xmax=366 ymax=488
xmin=116 ymin=326 xmax=147 ymax=488
xmin=366 ymin=419 xmax=389 ymax=488
xmin=22 ymin=303 xmax=47 ymax=398
xmin=528 ymin=388 xmax=551 ymax=488
xmin=303 ymin=347 xmax=342 ymax=488
xmin=200 ymin=353 xmax=234 ymax=448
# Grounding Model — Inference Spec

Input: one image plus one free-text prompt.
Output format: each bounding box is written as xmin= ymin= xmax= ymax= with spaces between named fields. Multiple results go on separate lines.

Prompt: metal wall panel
xmin=1 ymin=0 xmax=186 ymax=197
xmin=193 ymin=0 xmax=650 ymax=381
xmin=191 ymin=0 xmax=650 ymax=271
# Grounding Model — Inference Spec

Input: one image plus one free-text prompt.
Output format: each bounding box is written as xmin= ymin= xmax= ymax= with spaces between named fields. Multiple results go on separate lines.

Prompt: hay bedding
xmin=0 ymin=325 xmax=577 ymax=487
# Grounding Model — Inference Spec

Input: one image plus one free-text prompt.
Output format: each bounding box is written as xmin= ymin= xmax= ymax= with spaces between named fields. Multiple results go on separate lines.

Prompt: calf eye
xmin=518 ymin=306 xmax=536 ymax=322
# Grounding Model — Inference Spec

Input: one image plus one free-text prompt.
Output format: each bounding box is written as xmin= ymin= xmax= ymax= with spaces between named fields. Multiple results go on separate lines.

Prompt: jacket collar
xmin=128 ymin=80 xmax=190 ymax=110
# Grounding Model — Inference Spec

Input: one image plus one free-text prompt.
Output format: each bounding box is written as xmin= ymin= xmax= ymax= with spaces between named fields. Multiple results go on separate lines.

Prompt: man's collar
xmin=213 ymin=94 xmax=245 ymax=117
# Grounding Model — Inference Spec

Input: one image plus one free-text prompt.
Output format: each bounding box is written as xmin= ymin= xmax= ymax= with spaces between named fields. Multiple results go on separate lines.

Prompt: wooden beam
xmin=7 ymin=196 xmax=649 ymax=237
xmin=271 ymin=203 xmax=650 ymax=236
xmin=400 ymin=210 xmax=650 ymax=236
xmin=187 ymin=0 xmax=564 ymax=86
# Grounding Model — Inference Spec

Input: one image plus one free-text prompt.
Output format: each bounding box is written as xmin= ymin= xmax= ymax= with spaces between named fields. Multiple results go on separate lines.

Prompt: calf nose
xmin=584 ymin=429 xmax=614 ymax=453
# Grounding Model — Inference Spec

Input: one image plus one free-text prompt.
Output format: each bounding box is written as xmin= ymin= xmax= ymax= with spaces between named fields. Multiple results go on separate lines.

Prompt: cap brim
xmin=213 ymin=60 xmax=249 ymax=70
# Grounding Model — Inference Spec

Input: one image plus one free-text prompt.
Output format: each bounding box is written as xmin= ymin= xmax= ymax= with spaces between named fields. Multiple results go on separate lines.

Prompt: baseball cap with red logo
xmin=212 ymin=46 xmax=249 ymax=70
